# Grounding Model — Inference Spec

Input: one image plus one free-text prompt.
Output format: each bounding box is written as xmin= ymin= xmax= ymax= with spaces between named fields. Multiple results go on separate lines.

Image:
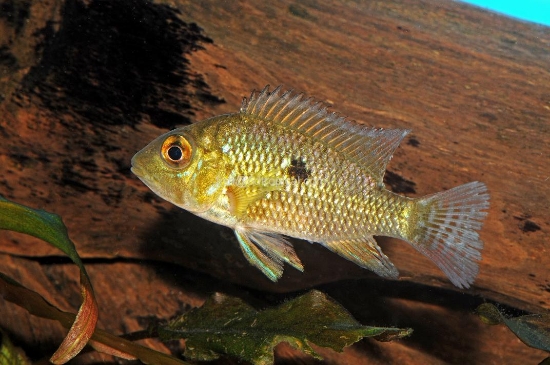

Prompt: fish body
xmin=132 ymin=86 xmax=489 ymax=288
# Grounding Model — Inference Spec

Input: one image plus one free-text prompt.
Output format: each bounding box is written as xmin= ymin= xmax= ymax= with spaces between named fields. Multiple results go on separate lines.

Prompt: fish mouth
xmin=130 ymin=164 xmax=156 ymax=192
xmin=130 ymin=154 xmax=144 ymax=178
xmin=130 ymin=157 xmax=156 ymax=189
xmin=130 ymin=165 xmax=141 ymax=177
xmin=130 ymin=165 xmax=149 ymax=184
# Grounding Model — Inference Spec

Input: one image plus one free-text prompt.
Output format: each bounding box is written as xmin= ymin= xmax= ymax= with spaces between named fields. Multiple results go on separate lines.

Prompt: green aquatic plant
xmin=476 ymin=303 xmax=550 ymax=364
xmin=160 ymin=290 xmax=412 ymax=364
xmin=0 ymin=330 xmax=29 ymax=365
xmin=0 ymin=195 xmax=185 ymax=364
xmin=0 ymin=196 xmax=411 ymax=364
xmin=0 ymin=195 xmax=97 ymax=363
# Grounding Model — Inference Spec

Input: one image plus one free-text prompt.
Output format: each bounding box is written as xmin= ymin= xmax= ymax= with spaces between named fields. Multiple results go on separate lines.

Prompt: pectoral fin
xmin=190 ymin=150 xmax=232 ymax=208
xmin=227 ymin=177 xmax=283 ymax=219
xmin=234 ymin=227 xmax=303 ymax=282
xmin=322 ymin=236 xmax=399 ymax=279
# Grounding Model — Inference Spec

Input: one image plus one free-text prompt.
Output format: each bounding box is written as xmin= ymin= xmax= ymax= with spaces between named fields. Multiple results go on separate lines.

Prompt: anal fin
xmin=322 ymin=236 xmax=399 ymax=279
xmin=235 ymin=227 xmax=304 ymax=282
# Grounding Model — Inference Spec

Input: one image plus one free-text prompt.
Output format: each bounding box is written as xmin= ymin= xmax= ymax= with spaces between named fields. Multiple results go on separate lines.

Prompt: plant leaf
xmin=160 ymin=290 xmax=412 ymax=364
xmin=0 ymin=195 xmax=97 ymax=363
xmin=505 ymin=314 xmax=550 ymax=352
xmin=476 ymin=303 xmax=550 ymax=352
xmin=0 ymin=272 xmax=189 ymax=365
xmin=0 ymin=330 xmax=31 ymax=365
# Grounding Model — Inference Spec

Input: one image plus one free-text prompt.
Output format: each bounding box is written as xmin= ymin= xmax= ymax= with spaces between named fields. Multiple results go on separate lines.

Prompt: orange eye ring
xmin=161 ymin=134 xmax=193 ymax=168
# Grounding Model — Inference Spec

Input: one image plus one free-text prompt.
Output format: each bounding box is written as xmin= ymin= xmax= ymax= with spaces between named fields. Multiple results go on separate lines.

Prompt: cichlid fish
xmin=131 ymin=86 xmax=489 ymax=288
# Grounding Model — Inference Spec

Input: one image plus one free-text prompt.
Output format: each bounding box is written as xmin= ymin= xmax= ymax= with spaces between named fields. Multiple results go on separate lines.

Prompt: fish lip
xmin=130 ymin=160 xmax=156 ymax=189
xmin=130 ymin=164 xmax=140 ymax=176
xmin=130 ymin=165 xmax=147 ymax=182
xmin=130 ymin=154 xmax=143 ymax=177
xmin=130 ymin=165 xmax=155 ymax=191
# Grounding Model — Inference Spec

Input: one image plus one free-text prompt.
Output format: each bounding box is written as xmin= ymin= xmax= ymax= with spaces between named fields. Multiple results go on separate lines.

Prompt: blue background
xmin=458 ymin=0 xmax=550 ymax=26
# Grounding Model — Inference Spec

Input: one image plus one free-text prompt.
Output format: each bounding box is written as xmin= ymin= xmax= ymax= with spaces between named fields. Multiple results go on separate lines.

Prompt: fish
xmin=131 ymin=86 xmax=490 ymax=288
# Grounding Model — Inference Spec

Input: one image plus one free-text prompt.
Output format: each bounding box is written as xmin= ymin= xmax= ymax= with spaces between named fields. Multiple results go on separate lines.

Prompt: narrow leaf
xmin=0 ymin=196 xmax=97 ymax=363
xmin=477 ymin=303 xmax=550 ymax=352
xmin=49 ymin=273 xmax=98 ymax=363
xmin=160 ymin=290 xmax=412 ymax=365
xmin=0 ymin=330 xmax=31 ymax=365
xmin=0 ymin=273 xmax=189 ymax=365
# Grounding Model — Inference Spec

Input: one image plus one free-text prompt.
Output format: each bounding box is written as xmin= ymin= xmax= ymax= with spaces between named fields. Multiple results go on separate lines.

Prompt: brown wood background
xmin=0 ymin=0 xmax=549 ymax=363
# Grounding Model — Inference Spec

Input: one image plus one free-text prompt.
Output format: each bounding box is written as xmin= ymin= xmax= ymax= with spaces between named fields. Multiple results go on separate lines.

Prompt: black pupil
xmin=167 ymin=145 xmax=183 ymax=161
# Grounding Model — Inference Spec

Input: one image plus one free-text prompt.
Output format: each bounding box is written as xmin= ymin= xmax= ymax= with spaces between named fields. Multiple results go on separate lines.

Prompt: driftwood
xmin=0 ymin=0 xmax=548 ymax=363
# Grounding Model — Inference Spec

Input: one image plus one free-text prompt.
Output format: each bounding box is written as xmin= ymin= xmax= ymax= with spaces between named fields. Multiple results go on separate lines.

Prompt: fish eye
xmin=167 ymin=145 xmax=183 ymax=161
xmin=161 ymin=134 xmax=192 ymax=168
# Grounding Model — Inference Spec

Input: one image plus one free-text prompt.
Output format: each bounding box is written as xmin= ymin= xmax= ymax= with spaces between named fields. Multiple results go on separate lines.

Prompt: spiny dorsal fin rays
xmin=263 ymin=86 xmax=288 ymax=119
xmin=279 ymin=93 xmax=309 ymax=125
xmin=241 ymin=86 xmax=410 ymax=183
xmin=271 ymin=90 xmax=298 ymax=122
xmin=258 ymin=85 xmax=281 ymax=116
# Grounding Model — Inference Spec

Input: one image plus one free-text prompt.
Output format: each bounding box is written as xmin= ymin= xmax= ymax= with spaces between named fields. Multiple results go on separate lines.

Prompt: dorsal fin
xmin=241 ymin=85 xmax=410 ymax=183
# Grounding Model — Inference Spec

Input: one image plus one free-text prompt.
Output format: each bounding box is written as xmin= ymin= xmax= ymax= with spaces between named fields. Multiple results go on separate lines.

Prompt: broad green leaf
xmin=0 ymin=330 xmax=31 ymax=365
xmin=0 ymin=273 xmax=188 ymax=365
xmin=160 ymin=290 xmax=412 ymax=364
xmin=505 ymin=314 xmax=550 ymax=352
xmin=477 ymin=303 xmax=550 ymax=352
xmin=0 ymin=195 xmax=97 ymax=363
xmin=0 ymin=196 xmax=84 ymax=271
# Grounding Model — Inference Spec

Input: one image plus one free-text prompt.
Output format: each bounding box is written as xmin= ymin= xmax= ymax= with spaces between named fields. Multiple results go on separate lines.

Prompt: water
xmin=0 ymin=0 xmax=548 ymax=363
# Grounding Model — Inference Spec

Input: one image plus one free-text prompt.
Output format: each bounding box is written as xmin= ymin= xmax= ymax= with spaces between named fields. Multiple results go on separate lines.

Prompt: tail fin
xmin=411 ymin=181 xmax=489 ymax=288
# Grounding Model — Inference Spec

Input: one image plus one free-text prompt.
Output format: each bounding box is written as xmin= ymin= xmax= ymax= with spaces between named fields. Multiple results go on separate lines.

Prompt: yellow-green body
xmin=132 ymin=86 xmax=489 ymax=288
xmin=191 ymin=114 xmax=413 ymax=241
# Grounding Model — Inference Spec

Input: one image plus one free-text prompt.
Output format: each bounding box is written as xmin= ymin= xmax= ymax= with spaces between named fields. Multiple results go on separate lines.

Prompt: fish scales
xmin=131 ymin=85 xmax=489 ymax=288
xmin=218 ymin=115 xmax=409 ymax=240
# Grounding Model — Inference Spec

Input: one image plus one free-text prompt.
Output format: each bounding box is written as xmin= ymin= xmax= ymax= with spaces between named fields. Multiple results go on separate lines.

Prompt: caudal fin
xmin=411 ymin=182 xmax=489 ymax=288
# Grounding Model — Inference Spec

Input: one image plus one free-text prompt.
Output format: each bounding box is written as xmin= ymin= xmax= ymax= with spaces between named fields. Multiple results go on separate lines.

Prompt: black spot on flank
xmin=287 ymin=157 xmax=310 ymax=182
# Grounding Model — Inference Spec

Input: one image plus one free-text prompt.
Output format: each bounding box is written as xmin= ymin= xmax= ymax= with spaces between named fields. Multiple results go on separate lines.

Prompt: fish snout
xmin=130 ymin=154 xmax=146 ymax=178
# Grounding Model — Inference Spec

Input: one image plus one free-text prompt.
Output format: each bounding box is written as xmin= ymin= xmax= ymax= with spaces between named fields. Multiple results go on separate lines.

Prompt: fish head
xmin=132 ymin=126 xmax=223 ymax=214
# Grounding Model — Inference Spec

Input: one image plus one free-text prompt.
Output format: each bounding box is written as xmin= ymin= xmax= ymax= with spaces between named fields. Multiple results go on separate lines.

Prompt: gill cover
xmin=159 ymin=124 xmax=231 ymax=213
